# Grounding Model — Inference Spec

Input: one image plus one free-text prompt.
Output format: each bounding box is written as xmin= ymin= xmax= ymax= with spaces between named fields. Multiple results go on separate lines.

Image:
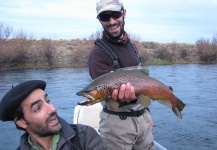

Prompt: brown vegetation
xmin=0 ymin=23 xmax=217 ymax=70
xmin=196 ymin=34 xmax=217 ymax=63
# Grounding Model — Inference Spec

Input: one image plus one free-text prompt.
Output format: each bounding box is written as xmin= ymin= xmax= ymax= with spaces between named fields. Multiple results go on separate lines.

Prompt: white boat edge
xmin=73 ymin=103 xmax=168 ymax=150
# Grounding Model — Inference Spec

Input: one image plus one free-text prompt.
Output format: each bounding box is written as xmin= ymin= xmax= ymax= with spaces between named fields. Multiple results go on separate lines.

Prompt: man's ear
xmin=14 ymin=118 xmax=27 ymax=129
xmin=123 ymin=9 xmax=126 ymax=19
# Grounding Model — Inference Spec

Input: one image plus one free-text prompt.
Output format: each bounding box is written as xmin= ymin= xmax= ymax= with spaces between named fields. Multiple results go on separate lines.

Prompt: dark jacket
xmin=17 ymin=117 xmax=107 ymax=150
xmin=88 ymin=37 xmax=140 ymax=79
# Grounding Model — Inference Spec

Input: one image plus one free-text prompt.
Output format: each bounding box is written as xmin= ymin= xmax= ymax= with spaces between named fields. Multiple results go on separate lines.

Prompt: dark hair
xmin=121 ymin=6 xmax=124 ymax=11
xmin=13 ymin=105 xmax=25 ymax=131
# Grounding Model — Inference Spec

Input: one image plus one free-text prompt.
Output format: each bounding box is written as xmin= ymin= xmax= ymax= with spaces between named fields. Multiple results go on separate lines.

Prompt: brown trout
xmin=76 ymin=68 xmax=185 ymax=119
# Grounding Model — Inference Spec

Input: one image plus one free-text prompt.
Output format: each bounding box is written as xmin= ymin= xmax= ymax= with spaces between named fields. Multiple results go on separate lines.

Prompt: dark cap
xmin=0 ymin=80 xmax=46 ymax=121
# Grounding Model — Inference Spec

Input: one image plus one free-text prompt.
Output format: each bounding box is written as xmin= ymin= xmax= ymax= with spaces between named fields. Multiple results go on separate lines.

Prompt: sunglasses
xmin=98 ymin=11 xmax=123 ymax=22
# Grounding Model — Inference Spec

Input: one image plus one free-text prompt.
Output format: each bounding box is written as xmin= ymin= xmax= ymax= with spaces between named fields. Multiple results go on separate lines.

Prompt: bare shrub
xmin=68 ymin=46 xmax=74 ymax=50
xmin=179 ymin=48 xmax=188 ymax=60
xmin=170 ymin=42 xmax=177 ymax=60
xmin=196 ymin=36 xmax=217 ymax=63
xmin=41 ymin=39 xmax=56 ymax=68
xmin=0 ymin=40 xmax=28 ymax=68
xmin=13 ymin=30 xmax=33 ymax=66
xmin=0 ymin=23 xmax=13 ymax=67
xmin=27 ymin=46 xmax=41 ymax=68
xmin=141 ymin=42 xmax=159 ymax=49
xmin=9 ymin=49 xmax=28 ymax=67
xmin=153 ymin=46 xmax=172 ymax=62
xmin=139 ymin=49 xmax=149 ymax=64
xmin=211 ymin=34 xmax=217 ymax=51
xmin=0 ymin=23 xmax=13 ymax=40
xmin=70 ymin=40 xmax=94 ymax=66
xmin=0 ymin=29 xmax=33 ymax=68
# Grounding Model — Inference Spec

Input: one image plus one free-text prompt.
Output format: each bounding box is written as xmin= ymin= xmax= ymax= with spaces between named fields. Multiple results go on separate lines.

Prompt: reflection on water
xmin=0 ymin=64 xmax=217 ymax=150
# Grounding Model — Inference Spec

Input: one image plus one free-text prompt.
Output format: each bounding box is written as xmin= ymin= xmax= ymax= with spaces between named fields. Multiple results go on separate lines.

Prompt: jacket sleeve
xmin=77 ymin=124 xmax=107 ymax=150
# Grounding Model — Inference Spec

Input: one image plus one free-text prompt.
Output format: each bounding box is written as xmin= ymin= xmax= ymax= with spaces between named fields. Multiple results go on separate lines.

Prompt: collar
xmin=19 ymin=117 xmax=75 ymax=149
xmin=28 ymin=133 xmax=60 ymax=150
xmin=103 ymin=31 xmax=130 ymax=45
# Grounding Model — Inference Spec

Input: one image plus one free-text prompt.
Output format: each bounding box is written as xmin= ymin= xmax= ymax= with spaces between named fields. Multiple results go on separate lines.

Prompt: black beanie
xmin=0 ymin=80 xmax=46 ymax=121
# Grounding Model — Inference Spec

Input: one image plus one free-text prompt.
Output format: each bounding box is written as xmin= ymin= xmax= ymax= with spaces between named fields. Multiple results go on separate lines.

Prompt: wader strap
xmin=129 ymin=42 xmax=141 ymax=62
xmin=94 ymin=38 xmax=121 ymax=69
xmin=103 ymin=107 xmax=145 ymax=120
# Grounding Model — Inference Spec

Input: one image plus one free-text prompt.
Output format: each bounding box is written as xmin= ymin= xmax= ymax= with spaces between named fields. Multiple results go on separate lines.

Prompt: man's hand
xmin=112 ymin=82 xmax=136 ymax=103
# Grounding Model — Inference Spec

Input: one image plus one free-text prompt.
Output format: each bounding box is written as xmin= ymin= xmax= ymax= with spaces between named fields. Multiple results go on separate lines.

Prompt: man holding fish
xmin=87 ymin=0 xmax=155 ymax=149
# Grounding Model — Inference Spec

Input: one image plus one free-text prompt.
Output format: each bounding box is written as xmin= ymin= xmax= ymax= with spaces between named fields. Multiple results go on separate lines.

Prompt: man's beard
xmin=104 ymin=19 xmax=125 ymax=39
xmin=25 ymin=113 xmax=62 ymax=137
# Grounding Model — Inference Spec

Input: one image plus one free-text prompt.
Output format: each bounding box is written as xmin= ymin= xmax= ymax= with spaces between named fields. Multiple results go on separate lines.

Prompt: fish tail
xmin=172 ymin=97 xmax=185 ymax=119
xmin=172 ymin=107 xmax=182 ymax=119
xmin=176 ymin=97 xmax=185 ymax=111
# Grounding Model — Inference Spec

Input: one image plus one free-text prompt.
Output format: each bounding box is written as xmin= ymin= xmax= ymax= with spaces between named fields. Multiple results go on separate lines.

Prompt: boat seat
xmin=73 ymin=103 xmax=102 ymax=132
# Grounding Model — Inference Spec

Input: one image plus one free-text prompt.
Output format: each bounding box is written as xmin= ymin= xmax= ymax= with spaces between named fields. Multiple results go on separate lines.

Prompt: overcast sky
xmin=1 ymin=0 xmax=217 ymax=43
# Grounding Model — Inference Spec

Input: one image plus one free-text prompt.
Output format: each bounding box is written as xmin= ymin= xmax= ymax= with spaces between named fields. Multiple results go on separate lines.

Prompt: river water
xmin=0 ymin=64 xmax=216 ymax=150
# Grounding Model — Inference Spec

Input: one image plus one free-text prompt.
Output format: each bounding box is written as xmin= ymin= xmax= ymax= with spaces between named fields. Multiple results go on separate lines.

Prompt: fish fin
xmin=176 ymin=97 xmax=185 ymax=111
xmin=116 ymin=63 xmax=142 ymax=71
xmin=158 ymin=98 xmax=185 ymax=119
xmin=172 ymin=106 xmax=182 ymax=119
xmin=168 ymin=86 xmax=173 ymax=91
xmin=157 ymin=99 xmax=172 ymax=108
xmin=138 ymin=95 xmax=151 ymax=107
xmin=116 ymin=63 xmax=149 ymax=75
xmin=106 ymin=99 xmax=119 ymax=110
xmin=139 ymin=69 xmax=149 ymax=75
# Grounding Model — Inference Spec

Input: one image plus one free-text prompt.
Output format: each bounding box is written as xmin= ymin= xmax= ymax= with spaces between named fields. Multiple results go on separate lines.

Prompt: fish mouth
xmin=77 ymin=93 xmax=95 ymax=105
xmin=77 ymin=93 xmax=104 ymax=105
xmin=77 ymin=90 xmax=104 ymax=105
xmin=84 ymin=94 xmax=95 ymax=101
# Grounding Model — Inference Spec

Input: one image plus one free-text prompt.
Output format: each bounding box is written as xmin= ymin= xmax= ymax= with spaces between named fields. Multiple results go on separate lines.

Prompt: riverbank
xmin=0 ymin=38 xmax=216 ymax=70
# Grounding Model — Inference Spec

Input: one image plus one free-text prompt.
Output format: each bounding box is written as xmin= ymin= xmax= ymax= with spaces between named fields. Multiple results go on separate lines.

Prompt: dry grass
xmin=0 ymin=38 xmax=204 ymax=70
